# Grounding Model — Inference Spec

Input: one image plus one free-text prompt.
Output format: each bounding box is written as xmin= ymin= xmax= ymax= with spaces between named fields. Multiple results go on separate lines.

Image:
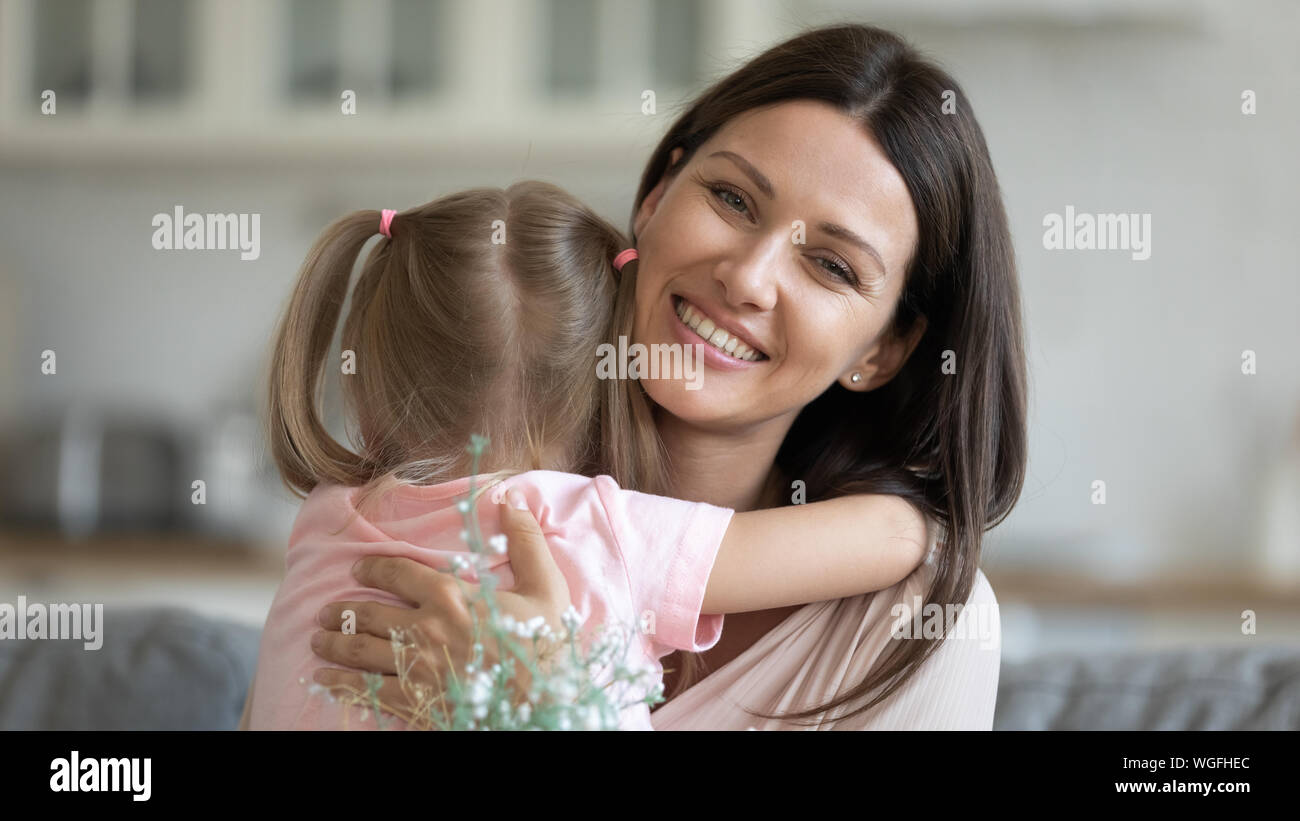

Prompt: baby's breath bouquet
xmin=327 ymin=435 xmax=664 ymax=730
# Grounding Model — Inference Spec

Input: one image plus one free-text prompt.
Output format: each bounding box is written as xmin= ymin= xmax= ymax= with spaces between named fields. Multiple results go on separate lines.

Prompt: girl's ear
xmin=840 ymin=316 xmax=928 ymax=392
xmin=634 ymin=147 xmax=686 ymax=237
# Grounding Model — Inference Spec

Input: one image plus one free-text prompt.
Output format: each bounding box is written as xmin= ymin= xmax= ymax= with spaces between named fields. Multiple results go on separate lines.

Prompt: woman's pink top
xmin=650 ymin=525 xmax=1002 ymax=730
xmin=248 ymin=470 xmax=732 ymax=730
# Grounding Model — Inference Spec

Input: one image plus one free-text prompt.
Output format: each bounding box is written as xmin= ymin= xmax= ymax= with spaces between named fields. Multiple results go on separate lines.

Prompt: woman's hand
xmin=309 ymin=490 xmax=572 ymax=719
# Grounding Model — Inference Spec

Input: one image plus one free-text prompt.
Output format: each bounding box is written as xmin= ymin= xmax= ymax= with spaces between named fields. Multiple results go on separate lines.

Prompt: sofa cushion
xmin=0 ymin=605 xmax=260 ymax=730
xmin=995 ymin=644 xmax=1300 ymax=730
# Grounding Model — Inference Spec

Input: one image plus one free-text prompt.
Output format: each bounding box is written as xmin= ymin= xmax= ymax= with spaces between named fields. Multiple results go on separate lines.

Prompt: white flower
xmin=553 ymin=677 xmax=577 ymax=702
xmin=517 ymin=703 xmax=531 ymax=723
xmin=525 ymin=615 xmax=546 ymax=636
xmin=487 ymin=534 xmax=508 ymax=554
xmin=561 ymin=605 xmax=584 ymax=633
xmin=450 ymin=554 xmax=468 ymax=571
xmin=581 ymin=705 xmax=603 ymax=731
xmin=456 ymin=500 xmax=470 ymax=513
xmin=468 ymin=672 xmax=493 ymax=708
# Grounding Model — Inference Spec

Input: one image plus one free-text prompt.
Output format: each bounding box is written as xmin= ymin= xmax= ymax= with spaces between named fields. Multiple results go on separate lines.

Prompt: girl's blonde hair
xmin=265 ymin=180 xmax=670 ymax=509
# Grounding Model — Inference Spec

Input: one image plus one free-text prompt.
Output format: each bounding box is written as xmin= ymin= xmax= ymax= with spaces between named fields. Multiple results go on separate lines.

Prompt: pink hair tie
xmin=379 ymin=209 xmax=396 ymax=238
xmin=613 ymin=248 xmax=638 ymax=271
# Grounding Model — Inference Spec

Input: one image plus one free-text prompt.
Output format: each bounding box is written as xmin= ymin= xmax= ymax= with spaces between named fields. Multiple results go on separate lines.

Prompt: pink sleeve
xmin=591 ymin=475 xmax=733 ymax=655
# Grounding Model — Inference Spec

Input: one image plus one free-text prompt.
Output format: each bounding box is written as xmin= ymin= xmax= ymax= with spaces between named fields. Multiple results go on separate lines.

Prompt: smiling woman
xmin=304 ymin=23 xmax=1028 ymax=729
xmin=630 ymin=100 xmax=924 ymax=436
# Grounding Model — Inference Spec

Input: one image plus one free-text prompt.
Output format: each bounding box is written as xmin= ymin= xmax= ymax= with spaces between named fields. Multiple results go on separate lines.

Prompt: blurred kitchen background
xmin=0 ymin=0 xmax=1297 ymax=661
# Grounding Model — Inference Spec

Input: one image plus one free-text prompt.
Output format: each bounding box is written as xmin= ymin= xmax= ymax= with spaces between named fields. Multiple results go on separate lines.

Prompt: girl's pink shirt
xmin=248 ymin=470 xmax=732 ymax=731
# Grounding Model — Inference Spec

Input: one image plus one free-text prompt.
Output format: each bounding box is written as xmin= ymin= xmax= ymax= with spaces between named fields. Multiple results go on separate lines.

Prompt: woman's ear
xmin=840 ymin=316 xmax=928 ymax=392
xmin=634 ymin=147 xmax=686 ymax=237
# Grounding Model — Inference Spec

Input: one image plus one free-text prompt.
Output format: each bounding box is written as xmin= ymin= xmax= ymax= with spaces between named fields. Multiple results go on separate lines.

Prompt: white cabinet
xmin=0 ymin=0 xmax=723 ymax=163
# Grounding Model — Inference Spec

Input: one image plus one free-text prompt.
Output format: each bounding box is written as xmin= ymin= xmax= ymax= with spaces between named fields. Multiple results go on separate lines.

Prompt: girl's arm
xmin=702 ymin=494 xmax=929 ymax=614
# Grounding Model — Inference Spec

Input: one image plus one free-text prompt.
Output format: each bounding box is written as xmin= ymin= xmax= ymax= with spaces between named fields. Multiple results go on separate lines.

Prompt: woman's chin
xmin=641 ymin=377 xmax=749 ymax=429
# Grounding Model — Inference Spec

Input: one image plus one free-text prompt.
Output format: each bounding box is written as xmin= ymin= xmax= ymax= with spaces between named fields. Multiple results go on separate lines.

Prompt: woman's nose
xmin=713 ymin=233 xmax=783 ymax=311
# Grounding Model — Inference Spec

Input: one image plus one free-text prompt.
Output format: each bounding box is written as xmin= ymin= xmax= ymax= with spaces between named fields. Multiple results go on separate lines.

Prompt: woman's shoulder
xmin=907 ymin=515 xmax=999 ymax=609
xmin=967 ymin=566 xmax=998 ymax=608
xmin=819 ymin=532 xmax=1001 ymax=728
xmin=891 ymin=524 xmax=1001 ymax=665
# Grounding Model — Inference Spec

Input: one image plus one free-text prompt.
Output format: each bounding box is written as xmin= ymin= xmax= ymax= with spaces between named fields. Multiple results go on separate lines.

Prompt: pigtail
xmin=265 ymin=210 xmax=385 ymax=498
xmin=598 ymin=256 xmax=673 ymax=497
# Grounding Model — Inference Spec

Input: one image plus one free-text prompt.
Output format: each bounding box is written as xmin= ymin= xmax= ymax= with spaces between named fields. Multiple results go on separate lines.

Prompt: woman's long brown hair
xmin=630 ymin=23 xmax=1029 ymax=725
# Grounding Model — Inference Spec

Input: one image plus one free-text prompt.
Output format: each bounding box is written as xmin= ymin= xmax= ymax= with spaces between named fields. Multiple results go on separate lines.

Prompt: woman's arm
xmin=703 ymin=494 xmax=929 ymax=614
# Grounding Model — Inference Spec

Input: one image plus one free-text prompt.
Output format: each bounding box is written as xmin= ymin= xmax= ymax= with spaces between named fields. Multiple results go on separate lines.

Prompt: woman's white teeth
xmin=675 ymin=298 xmax=762 ymax=361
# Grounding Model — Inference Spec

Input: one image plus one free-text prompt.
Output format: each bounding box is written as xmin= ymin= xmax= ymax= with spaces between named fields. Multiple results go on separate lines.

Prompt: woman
xmin=306 ymin=23 xmax=1027 ymax=729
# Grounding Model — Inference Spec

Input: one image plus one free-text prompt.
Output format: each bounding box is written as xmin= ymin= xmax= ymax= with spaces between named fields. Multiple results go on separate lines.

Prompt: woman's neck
xmin=655 ymin=407 xmax=795 ymax=512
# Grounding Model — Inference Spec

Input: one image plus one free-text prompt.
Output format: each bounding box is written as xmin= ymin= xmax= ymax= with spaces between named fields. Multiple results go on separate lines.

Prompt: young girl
xmin=246 ymin=181 xmax=932 ymax=730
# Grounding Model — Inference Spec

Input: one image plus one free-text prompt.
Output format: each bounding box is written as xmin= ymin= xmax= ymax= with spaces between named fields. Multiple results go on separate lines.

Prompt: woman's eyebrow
xmin=709 ymin=150 xmax=775 ymax=199
xmin=818 ymin=221 xmax=888 ymax=280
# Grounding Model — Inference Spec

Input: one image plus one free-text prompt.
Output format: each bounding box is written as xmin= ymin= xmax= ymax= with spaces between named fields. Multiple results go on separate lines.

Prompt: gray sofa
xmin=1 ymin=606 xmax=1296 ymax=730
xmin=0 ymin=607 xmax=259 ymax=730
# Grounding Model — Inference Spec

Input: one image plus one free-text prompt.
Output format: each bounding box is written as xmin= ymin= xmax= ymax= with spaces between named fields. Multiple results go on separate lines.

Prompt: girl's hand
xmin=309 ymin=491 xmax=572 ymax=719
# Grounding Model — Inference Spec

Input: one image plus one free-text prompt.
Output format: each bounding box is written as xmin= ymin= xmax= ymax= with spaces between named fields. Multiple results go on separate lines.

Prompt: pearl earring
xmin=850 ymin=373 xmax=862 ymax=384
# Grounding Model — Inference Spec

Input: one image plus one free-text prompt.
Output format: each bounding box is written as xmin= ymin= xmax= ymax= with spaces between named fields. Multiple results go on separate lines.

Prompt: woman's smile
xmin=670 ymin=293 xmax=770 ymax=370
